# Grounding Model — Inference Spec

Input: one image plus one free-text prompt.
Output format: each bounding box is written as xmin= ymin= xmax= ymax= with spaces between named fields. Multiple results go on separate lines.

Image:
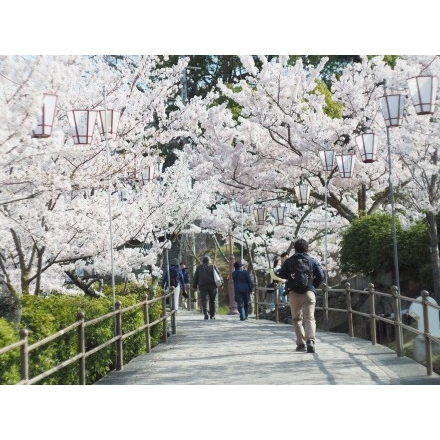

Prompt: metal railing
xmin=254 ymin=282 xmax=440 ymax=376
xmin=0 ymin=291 xmax=177 ymax=385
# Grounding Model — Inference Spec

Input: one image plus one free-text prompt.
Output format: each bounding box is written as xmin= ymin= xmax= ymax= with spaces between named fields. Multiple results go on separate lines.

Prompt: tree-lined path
xmin=96 ymin=310 xmax=440 ymax=385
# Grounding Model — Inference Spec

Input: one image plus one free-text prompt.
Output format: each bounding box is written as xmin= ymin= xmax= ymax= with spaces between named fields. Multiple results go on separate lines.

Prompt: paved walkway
xmin=95 ymin=309 xmax=440 ymax=385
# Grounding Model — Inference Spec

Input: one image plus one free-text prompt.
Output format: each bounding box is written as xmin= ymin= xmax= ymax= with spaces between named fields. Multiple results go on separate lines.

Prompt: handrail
xmin=255 ymin=282 xmax=440 ymax=376
xmin=0 ymin=290 xmax=176 ymax=385
xmin=3 ymin=283 xmax=439 ymax=381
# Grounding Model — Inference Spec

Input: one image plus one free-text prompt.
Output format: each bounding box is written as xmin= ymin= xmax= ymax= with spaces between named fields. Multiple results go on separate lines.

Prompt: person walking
xmin=278 ymin=239 xmax=324 ymax=353
xmin=161 ymin=258 xmax=186 ymax=311
xmin=192 ymin=256 xmax=223 ymax=320
xmin=179 ymin=262 xmax=190 ymax=308
xmin=267 ymin=253 xmax=288 ymax=311
xmin=232 ymin=261 xmax=254 ymax=321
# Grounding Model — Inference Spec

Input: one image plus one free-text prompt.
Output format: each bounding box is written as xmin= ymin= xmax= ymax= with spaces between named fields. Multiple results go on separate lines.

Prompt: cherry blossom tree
xmin=183 ymin=55 xmax=440 ymax=299
xmin=0 ymin=55 xmax=214 ymax=303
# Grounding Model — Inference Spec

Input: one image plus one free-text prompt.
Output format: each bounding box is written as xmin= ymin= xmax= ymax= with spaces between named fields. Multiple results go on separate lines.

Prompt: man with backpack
xmin=278 ymin=239 xmax=325 ymax=353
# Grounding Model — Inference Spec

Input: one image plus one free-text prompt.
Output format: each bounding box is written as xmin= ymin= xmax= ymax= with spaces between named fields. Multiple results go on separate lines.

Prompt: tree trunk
xmin=426 ymin=211 xmax=440 ymax=300
xmin=64 ymin=270 xmax=103 ymax=298
xmin=358 ymin=184 xmax=367 ymax=214
xmin=0 ymin=288 xmax=21 ymax=322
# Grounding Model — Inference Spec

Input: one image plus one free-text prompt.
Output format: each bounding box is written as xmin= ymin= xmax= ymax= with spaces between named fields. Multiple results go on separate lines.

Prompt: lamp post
xmin=380 ymin=89 xmax=405 ymax=296
xmin=319 ymin=149 xmax=336 ymax=285
xmin=67 ymin=88 xmax=120 ymax=314
xmin=154 ymin=156 xmax=173 ymax=312
xmin=103 ymin=89 xmax=116 ymax=312
xmin=379 ymin=87 xmax=406 ymax=356
xmin=233 ymin=201 xmax=252 ymax=263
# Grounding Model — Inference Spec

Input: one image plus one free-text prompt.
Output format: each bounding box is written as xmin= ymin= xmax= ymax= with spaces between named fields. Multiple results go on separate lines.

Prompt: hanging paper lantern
xmin=96 ymin=109 xmax=120 ymax=138
xmin=407 ymin=75 xmax=438 ymax=115
xmin=254 ymin=206 xmax=266 ymax=225
xmin=68 ymin=110 xmax=98 ymax=144
xmin=319 ymin=149 xmax=335 ymax=171
xmin=356 ymin=133 xmax=378 ymax=163
xmin=335 ymin=154 xmax=356 ymax=178
xmin=380 ymin=94 xmax=405 ymax=127
xmin=295 ymin=183 xmax=310 ymax=205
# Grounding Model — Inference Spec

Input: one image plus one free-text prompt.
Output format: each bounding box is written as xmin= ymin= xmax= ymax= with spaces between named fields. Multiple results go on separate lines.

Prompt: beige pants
xmin=287 ymin=290 xmax=316 ymax=345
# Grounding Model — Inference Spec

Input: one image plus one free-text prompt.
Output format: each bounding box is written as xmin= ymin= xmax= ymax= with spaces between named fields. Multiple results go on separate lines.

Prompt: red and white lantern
xmin=295 ymin=183 xmax=310 ymax=205
xmin=380 ymin=94 xmax=405 ymax=127
xmin=407 ymin=75 xmax=438 ymax=115
xmin=68 ymin=110 xmax=98 ymax=144
xmin=356 ymin=133 xmax=378 ymax=163
xmin=335 ymin=154 xmax=356 ymax=178
xmin=319 ymin=149 xmax=335 ymax=172
xmin=97 ymin=109 xmax=120 ymax=139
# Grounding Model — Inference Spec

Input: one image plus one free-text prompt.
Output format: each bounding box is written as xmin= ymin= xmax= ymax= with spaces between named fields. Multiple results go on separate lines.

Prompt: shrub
xmin=0 ymin=281 xmax=164 ymax=385
xmin=0 ymin=318 xmax=21 ymax=384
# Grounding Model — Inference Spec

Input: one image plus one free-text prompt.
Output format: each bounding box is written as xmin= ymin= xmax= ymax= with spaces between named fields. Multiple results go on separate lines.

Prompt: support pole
xmin=228 ymin=232 xmax=238 ymax=315
xmin=386 ymin=127 xmax=404 ymax=354
xmin=103 ymin=86 xmax=116 ymax=316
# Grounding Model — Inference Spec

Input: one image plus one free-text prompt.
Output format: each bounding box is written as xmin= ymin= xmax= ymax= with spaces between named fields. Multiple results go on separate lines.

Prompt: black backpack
xmin=285 ymin=254 xmax=312 ymax=293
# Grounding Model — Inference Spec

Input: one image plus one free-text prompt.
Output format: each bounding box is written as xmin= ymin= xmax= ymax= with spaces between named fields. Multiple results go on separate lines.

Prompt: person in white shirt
xmin=268 ymin=252 xmax=288 ymax=311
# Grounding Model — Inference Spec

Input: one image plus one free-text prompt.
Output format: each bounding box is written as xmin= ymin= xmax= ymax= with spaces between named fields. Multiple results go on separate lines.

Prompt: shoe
xmin=204 ymin=314 xmax=209 ymax=320
xmin=306 ymin=339 xmax=315 ymax=353
xmin=210 ymin=316 xmax=215 ymax=320
xmin=296 ymin=343 xmax=306 ymax=352
xmin=239 ymin=318 xmax=245 ymax=321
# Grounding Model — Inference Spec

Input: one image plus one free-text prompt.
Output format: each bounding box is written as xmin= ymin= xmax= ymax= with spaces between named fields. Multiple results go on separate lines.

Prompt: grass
xmin=217 ymin=305 xmax=231 ymax=315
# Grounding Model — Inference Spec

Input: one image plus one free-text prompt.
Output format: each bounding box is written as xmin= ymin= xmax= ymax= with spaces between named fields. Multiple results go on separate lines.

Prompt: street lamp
xmin=377 ymin=76 xmax=437 ymax=355
xmin=319 ymin=148 xmax=336 ymax=285
xmin=272 ymin=204 xmax=287 ymax=225
xmin=295 ymin=182 xmax=310 ymax=205
xmin=67 ymin=87 xmax=120 ymax=313
xmin=356 ymin=133 xmax=378 ymax=163
xmin=68 ymin=110 xmax=99 ymax=145
xmin=335 ymin=154 xmax=356 ymax=178
xmin=379 ymin=90 xmax=405 ymax=294
xmin=233 ymin=201 xmax=252 ymax=263
xmin=379 ymin=88 xmax=407 ymax=357
xmin=407 ymin=75 xmax=438 ymax=115
xmin=254 ymin=205 xmax=267 ymax=225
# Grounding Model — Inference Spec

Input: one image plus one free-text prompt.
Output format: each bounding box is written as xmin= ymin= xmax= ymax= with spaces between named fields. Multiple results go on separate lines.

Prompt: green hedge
xmin=0 ymin=318 xmax=21 ymax=384
xmin=0 ymin=282 xmax=164 ymax=385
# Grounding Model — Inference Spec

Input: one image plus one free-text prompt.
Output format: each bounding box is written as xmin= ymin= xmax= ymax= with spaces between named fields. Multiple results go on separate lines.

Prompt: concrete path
xmin=95 ymin=309 xmax=440 ymax=385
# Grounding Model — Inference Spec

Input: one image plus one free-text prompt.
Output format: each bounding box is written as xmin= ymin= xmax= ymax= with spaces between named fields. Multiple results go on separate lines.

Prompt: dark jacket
xmin=162 ymin=264 xmax=186 ymax=293
xmin=232 ymin=269 xmax=253 ymax=293
xmin=181 ymin=267 xmax=190 ymax=284
xmin=278 ymin=252 xmax=324 ymax=293
xmin=193 ymin=263 xmax=220 ymax=290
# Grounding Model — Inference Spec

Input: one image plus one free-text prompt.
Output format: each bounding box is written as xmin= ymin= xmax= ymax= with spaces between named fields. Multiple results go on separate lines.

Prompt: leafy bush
xmin=0 ymin=318 xmax=21 ymax=384
xmin=340 ymin=213 xmax=399 ymax=275
xmin=340 ymin=213 xmax=430 ymax=281
xmin=0 ymin=282 xmax=164 ymax=385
